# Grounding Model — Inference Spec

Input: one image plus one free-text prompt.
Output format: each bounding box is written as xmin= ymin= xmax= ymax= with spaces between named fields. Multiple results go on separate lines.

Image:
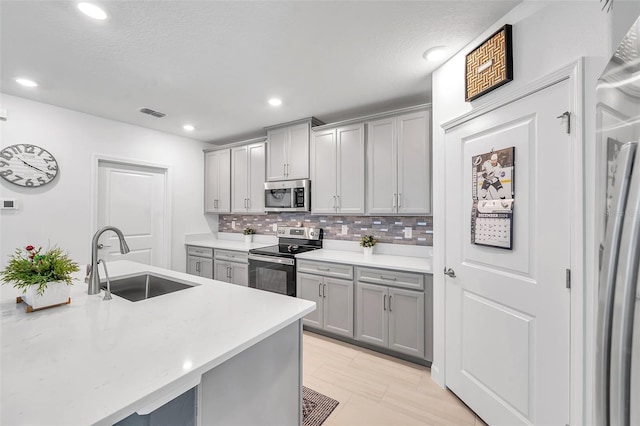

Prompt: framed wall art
xmin=465 ymin=24 xmax=513 ymax=102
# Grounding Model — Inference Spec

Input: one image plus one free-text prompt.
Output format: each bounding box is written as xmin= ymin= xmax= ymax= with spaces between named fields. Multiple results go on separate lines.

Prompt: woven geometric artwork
xmin=465 ymin=25 xmax=513 ymax=102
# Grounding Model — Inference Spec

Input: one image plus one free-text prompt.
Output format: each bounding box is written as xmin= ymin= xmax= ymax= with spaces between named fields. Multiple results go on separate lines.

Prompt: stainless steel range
xmin=248 ymin=226 xmax=322 ymax=296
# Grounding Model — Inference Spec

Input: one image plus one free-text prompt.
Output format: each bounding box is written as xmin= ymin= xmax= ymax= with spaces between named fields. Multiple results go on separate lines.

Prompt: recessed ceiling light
xmin=77 ymin=2 xmax=108 ymax=20
xmin=268 ymin=98 xmax=282 ymax=106
xmin=183 ymin=124 xmax=195 ymax=132
xmin=423 ymin=46 xmax=447 ymax=62
xmin=15 ymin=78 xmax=38 ymax=88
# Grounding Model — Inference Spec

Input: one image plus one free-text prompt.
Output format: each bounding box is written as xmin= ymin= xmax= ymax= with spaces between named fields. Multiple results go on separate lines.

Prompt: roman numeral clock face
xmin=0 ymin=144 xmax=59 ymax=187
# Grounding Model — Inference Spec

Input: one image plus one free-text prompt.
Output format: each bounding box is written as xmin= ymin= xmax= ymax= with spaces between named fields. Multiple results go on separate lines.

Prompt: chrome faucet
xmin=87 ymin=226 xmax=130 ymax=295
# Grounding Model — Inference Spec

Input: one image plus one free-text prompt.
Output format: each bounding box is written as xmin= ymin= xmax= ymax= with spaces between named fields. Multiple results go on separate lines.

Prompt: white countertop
xmin=186 ymin=238 xmax=272 ymax=251
xmin=1 ymin=260 xmax=315 ymax=425
xmin=296 ymin=249 xmax=432 ymax=274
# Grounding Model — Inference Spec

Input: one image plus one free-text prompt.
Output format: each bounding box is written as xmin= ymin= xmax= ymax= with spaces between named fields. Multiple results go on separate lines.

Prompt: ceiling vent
xmin=139 ymin=107 xmax=166 ymax=118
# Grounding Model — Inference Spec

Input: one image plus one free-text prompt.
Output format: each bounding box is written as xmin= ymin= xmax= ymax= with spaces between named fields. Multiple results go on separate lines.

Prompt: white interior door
xmin=444 ymin=80 xmax=571 ymax=425
xmin=97 ymin=160 xmax=167 ymax=267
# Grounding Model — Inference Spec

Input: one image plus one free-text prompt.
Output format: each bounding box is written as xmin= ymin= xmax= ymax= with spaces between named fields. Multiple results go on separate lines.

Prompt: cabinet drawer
xmin=356 ymin=267 xmax=424 ymax=291
xmin=187 ymin=246 xmax=213 ymax=258
xmin=297 ymin=260 xmax=353 ymax=280
xmin=214 ymin=249 xmax=248 ymax=264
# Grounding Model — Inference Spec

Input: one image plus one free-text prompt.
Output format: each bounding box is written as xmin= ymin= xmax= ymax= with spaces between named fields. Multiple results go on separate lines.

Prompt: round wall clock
xmin=0 ymin=144 xmax=59 ymax=187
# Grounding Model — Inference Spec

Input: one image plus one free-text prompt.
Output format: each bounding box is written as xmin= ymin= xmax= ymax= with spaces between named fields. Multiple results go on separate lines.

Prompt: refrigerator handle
xmin=596 ymin=141 xmax=637 ymax=426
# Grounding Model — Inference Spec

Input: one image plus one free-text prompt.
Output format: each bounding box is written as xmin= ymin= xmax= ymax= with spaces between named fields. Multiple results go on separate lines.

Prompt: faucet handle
xmin=85 ymin=264 xmax=92 ymax=283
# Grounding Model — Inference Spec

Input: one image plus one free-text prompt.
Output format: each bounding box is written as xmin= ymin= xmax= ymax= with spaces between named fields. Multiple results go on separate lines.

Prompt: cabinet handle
xmin=317 ymin=267 xmax=330 ymax=271
xmin=383 ymin=294 xmax=387 ymax=311
xmin=286 ymin=163 xmax=289 ymax=177
xmin=196 ymin=261 xmax=200 ymax=273
xmin=247 ymin=198 xmax=250 ymax=209
xmin=336 ymin=195 xmax=340 ymax=210
xmin=398 ymin=193 xmax=402 ymax=208
xmin=323 ymin=284 xmax=326 ymax=298
xmin=392 ymin=193 xmax=397 ymax=208
xmin=318 ymin=283 xmax=322 ymax=297
xmin=283 ymin=163 xmax=286 ymax=176
xmin=389 ymin=295 xmax=393 ymax=312
xmin=332 ymin=195 xmax=337 ymax=209
xmin=227 ymin=266 xmax=232 ymax=279
xmin=380 ymin=276 xmax=397 ymax=281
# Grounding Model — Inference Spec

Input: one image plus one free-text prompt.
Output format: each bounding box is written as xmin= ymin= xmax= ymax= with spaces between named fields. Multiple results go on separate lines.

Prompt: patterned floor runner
xmin=302 ymin=386 xmax=339 ymax=426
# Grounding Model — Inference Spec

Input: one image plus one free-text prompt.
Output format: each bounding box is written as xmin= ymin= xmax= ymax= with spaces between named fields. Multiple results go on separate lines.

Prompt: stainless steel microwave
xmin=264 ymin=179 xmax=310 ymax=212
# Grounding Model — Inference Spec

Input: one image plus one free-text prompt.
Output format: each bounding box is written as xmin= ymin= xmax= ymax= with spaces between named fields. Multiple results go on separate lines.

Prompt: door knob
xmin=444 ymin=268 xmax=456 ymax=278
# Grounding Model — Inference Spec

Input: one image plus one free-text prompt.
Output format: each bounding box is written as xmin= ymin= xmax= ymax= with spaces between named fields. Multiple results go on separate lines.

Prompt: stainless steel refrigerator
xmin=596 ymin=16 xmax=640 ymax=426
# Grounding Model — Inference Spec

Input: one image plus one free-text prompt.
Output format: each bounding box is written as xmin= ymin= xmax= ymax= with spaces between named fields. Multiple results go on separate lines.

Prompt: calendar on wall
xmin=471 ymin=147 xmax=515 ymax=249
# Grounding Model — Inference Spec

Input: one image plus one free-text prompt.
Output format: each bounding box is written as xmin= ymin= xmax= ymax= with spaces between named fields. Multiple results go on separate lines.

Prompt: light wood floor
xmin=303 ymin=331 xmax=487 ymax=426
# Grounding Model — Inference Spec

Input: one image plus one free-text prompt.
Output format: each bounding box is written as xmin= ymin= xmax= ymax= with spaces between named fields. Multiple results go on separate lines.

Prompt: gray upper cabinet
xmin=231 ymin=142 xmax=265 ymax=214
xmin=311 ymin=123 xmax=365 ymax=214
xmin=367 ymin=109 xmax=431 ymax=214
xmin=266 ymin=117 xmax=323 ymax=182
xmin=204 ymin=149 xmax=231 ymax=214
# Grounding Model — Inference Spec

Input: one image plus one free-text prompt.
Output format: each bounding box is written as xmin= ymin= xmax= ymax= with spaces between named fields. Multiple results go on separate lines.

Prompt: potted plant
xmin=242 ymin=227 xmax=256 ymax=244
xmin=360 ymin=235 xmax=377 ymax=256
xmin=0 ymin=245 xmax=79 ymax=312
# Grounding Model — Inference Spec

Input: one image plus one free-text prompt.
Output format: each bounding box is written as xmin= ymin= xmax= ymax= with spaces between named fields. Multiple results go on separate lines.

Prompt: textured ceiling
xmin=0 ymin=1 xmax=520 ymax=144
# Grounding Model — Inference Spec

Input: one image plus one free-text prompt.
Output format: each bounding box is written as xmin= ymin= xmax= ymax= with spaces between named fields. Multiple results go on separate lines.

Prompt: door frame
xmin=433 ymin=59 xmax=585 ymax=424
xmin=90 ymin=154 xmax=172 ymax=269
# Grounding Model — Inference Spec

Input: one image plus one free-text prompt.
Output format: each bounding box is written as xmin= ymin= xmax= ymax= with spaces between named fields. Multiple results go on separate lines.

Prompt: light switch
xmin=341 ymin=225 xmax=348 ymax=235
xmin=404 ymin=227 xmax=412 ymax=238
xmin=231 ymin=220 xmax=236 ymax=230
xmin=272 ymin=223 xmax=278 ymax=232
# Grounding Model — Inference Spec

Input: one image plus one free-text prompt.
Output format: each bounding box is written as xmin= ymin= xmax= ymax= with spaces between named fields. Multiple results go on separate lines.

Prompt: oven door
xmin=248 ymin=254 xmax=296 ymax=296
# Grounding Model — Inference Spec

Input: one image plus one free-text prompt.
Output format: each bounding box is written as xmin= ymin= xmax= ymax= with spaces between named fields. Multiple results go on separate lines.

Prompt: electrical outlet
xmin=341 ymin=225 xmax=348 ymax=235
xmin=404 ymin=227 xmax=412 ymax=238
xmin=232 ymin=221 xmax=236 ymax=230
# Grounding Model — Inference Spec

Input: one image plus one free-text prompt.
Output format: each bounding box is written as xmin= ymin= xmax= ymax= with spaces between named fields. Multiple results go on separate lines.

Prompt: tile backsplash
xmin=219 ymin=213 xmax=433 ymax=246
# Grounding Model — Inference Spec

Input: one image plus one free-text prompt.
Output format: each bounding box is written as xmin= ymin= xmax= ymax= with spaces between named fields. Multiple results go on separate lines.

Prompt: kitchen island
xmin=0 ymin=260 xmax=315 ymax=425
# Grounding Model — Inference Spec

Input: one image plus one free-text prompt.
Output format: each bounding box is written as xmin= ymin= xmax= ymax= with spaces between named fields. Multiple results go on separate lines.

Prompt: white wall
xmin=0 ymin=94 xmax=217 ymax=273
xmin=431 ymin=1 xmax=640 ymax=424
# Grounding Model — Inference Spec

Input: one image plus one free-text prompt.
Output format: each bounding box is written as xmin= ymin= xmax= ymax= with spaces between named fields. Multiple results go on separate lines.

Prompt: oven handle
xmin=248 ymin=254 xmax=295 ymax=266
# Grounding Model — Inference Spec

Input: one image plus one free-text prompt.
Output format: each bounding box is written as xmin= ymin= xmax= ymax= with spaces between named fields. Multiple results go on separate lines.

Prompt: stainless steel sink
xmin=101 ymin=274 xmax=197 ymax=302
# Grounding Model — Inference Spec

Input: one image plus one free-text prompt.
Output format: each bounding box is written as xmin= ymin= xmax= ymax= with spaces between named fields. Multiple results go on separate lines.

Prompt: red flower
xmin=26 ymin=245 xmax=34 ymax=251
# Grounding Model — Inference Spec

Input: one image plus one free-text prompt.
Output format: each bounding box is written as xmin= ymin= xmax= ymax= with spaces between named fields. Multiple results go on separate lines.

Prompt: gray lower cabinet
xmin=355 ymin=267 xmax=425 ymax=358
xmin=186 ymin=246 xmax=214 ymax=279
xmin=297 ymin=271 xmax=353 ymax=338
xmin=214 ymin=249 xmax=248 ymax=286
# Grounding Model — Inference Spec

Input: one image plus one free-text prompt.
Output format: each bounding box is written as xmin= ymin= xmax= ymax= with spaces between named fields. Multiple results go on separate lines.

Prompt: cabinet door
xmin=231 ymin=146 xmax=248 ymax=213
xmin=397 ymin=110 xmax=431 ymax=214
xmin=217 ymin=149 xmax=231 ymax=213
xmin=286 ymin=122 xmax=310 ymax=180
xmin=267 ymin=128 xmax=287 ymax=181
xmin=246 ymin=142 xmax=265 ymax=213
xmin=231 ymin=263 xmax=248 ymax=287
xmin=214 ymin=260 xmax=232 ymax=283
xmin=336 ymin=124 xmax=365 ymax=214
xmin=297 ymin=273 xmax=324 ymax=329
xmin=310 ymin=129 xmax=337 ymax=214
xmin=366 ymin=117 xmax=397 ymax=214
xmin=388 ymin=287 xmax=425 ymax=358
xmin=199 ymin=257 xmax=213 ymax=279
xmin=355 ymin=282 xmax=388 ymax=348
xmin=323 ymin=277 xmax=354 ymax=338
xmin=187 ymin=255 xmax=200 ymax=276
xmin=204 ymin=151 xmax=219 ymax=213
